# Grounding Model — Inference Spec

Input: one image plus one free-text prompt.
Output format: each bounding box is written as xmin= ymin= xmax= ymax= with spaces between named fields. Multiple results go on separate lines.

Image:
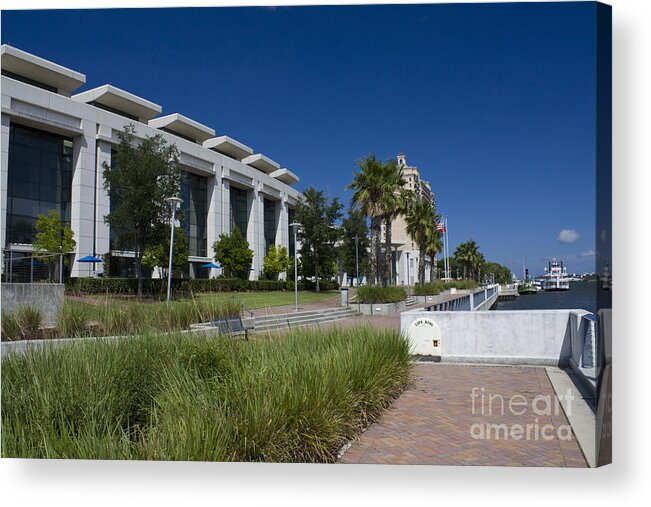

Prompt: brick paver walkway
xmin=339 ymin=363 xmax=587 ymax=467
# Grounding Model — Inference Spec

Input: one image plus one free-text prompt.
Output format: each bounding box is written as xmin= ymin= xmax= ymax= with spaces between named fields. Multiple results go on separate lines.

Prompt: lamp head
xmin=165 ymin=196 xmax=183 ymax=207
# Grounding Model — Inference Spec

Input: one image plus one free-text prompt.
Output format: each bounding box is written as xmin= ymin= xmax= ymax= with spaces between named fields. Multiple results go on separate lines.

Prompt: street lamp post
xmin=290 ymin=222 xmax=302 ymax=311
xmin=406 ymin=252 xmax=411 ymax=297
xmin=164 ymin=196 xmax=183 ymax=304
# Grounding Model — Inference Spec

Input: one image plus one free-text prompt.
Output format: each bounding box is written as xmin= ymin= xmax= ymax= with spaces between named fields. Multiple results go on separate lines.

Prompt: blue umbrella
xmin=78 ymin=255 xmax=103 ymax=277
xmin=201 ymin=263 xmax=221 ymax=269
xmin=79 ymin=255 xmax=103 ymax=263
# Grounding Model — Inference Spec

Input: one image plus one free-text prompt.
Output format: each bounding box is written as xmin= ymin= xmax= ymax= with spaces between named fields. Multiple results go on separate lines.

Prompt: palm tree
xmin=454 ymin=239 xmax=481 ymax=280
xmin=347 ymin=154 xmax=385 ymax=285
xmin=405 ymin=198 xmax=436 ymax=286
xmin=473 ymin=251 xmax=486 ymax=282
xmin=378 ymin=159 xmax=411 ymax=286
xmin=425 ymin=232 xmax=443 ymax=283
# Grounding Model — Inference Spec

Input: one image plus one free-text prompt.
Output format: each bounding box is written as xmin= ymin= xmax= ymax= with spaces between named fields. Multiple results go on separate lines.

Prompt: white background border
xmin=1 ymin=0 xmax=649 ymax=504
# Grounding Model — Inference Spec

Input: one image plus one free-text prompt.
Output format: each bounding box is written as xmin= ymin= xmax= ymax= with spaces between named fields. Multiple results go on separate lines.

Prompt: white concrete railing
xmin=401 ymin=308 xmax=595 ymax=367
xmin=401 ymin=307 xmax=605 ymax=401
xmin=424 ymin=284 xmax=499 ymax=312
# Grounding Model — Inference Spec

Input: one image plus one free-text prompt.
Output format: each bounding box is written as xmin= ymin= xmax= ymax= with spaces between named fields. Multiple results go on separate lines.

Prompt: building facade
xmin=389 ymin=153 xmax=436 ymax=285
xmin=1 ymin=45 xmax=302 ymax=280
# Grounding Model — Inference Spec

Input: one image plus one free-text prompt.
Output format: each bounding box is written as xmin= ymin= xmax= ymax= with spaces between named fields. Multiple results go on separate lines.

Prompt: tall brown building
xmin=384 ymin=153 xmax=436 ymax=285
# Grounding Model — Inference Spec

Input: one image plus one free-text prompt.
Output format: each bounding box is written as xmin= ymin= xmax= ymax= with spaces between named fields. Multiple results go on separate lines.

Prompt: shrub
xmin=447 ymin=280 xmax=479 ymax=290
xmin=262 ymin=245 xmax=292 ymax=280
xmin=65 ymin=277 xmax=341 ymax=296
xmin=356 ymin=286 xmax=407 ymax=304
xmin=1 ymin=327 xmax=412 ymax=462
xmin=413 ymin=280 xmax=479 ymax=296
xmin=213 ymin=227 xmax=254 ymax=279
xmin=413 ymin=282 xmax=445 ymax=296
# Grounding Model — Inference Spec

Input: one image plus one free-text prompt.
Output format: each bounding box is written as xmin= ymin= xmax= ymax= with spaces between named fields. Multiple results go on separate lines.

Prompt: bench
xmin=211 ymin=316 xmax=253 ymax=340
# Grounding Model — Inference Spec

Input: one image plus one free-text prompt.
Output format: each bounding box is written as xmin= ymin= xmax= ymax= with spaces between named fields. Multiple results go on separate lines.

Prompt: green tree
xmin=142 ymin=226 xmax=189 ymax=279
xmin=425 ymin=233 xmax=444 ymax=283
xmin=213 ymin=227 xmax=253 ymax=279
xmin=405 ymin=199 xmax=436 ymax=286
xmin=454 ymin=239 xmax=484 ymax=281
xmin=341 ymin=206 xmax=370 ymax=285
xmin=437 ymin=256 xmax=462 ymax=280
xmin=102 ymin=124 xmax=182 ymax=297
xmin=379 ymin=159 xmax=411 ymax=286
xmin=32 ymin=210 xmax=76 ymax=281
xmin=262 ymin=244 xmax=292 ymax=280
xmin=295 ymin=187 xmax=343 ymax=292
xmin=347 ymin=154 xmax=385 ymax=285
xmin=482 ymin=261 xmax=513 ymax=285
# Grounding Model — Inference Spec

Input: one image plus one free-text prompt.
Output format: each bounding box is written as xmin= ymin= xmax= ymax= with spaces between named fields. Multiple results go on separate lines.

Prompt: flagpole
xmin=445 ymin=215 xmax=450 ymax=280
xmin=443 ymin=215 xmax=448 ymax=281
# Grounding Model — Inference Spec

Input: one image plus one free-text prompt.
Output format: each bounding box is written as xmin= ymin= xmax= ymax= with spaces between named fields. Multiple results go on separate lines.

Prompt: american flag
xmin=436 ymin=220 xmax=446 ymax=233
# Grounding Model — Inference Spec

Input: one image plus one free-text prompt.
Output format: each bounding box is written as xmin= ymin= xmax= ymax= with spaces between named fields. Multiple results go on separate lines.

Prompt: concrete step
xmin=255 ymin=311 xmax=358 ymax=329
xmin=405 ymin=297 xmax=418 ymax=307
xmin=253 ymin=312 xmax=359 ymax=332
xmin=255 ymin=307 xmax=354 ymax=324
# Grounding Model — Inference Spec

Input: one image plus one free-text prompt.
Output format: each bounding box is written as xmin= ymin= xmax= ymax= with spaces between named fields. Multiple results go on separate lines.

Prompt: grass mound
xmin=1 ymin=327 xmax=412 ymax=462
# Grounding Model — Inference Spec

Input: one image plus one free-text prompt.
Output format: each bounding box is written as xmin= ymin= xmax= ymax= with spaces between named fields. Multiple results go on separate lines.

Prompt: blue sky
xmin=1 ymin=2 xmax=598 ymax=275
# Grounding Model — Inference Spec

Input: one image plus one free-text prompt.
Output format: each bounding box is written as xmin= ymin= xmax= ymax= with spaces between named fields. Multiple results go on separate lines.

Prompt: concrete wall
xmin=1 ymin=283 xmax=64 ymax=324
xmin=357 ymin=301 xmax=407 ymax=315
xmin=401 ymin=309 xmax=588 ymax=365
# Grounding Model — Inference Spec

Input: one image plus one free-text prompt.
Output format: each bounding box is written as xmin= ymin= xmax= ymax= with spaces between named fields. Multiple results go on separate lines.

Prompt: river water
xmin=494 ymin=281 xmax=598 ymax=313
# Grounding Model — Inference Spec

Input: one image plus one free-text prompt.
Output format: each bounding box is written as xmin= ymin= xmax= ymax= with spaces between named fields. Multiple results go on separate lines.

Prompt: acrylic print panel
xmin=0 ymin=1 xmax=611 ymax=467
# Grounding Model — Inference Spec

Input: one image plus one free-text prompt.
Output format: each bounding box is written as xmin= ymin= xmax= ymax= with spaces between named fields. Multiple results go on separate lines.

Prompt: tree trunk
xmin=314 ymin=250 xmax=320 ymax=292
xmin=371 ymin=216 xmax=382 ymax=285
xmin=134 ymin=240 xmax=144 ymax=298
xmin=384 ymin=216 xmax=393 ymax=287
xmin=135 ymin=256 xmax=144 ymax=298
xmin=418 ymin=242 xmax=426 ymax=286
xmin=429 ymin=254 xmax=436 ymax=283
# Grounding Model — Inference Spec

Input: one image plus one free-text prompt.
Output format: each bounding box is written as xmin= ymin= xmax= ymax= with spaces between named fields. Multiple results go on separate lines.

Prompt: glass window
xmin=6 ymin=124 xmax=73 ymax=245
xmin=229 ymin=186 xmax=248 ymax=237
xmin=264 ymin=198 xmax=276 ymax=253
xmin=181 ymin=172 xmax=208 ymax=257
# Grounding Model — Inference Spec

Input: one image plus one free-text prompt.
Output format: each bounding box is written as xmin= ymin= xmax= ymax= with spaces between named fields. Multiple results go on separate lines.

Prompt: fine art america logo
xmin=469 ymin=387 xmax=575 ymax=441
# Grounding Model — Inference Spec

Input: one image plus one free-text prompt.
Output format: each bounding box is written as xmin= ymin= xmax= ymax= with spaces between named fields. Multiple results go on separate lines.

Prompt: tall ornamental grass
xmin=2 ymin=326 xmax=412 ymax=462
xmin=1 ymin=306 xmax=43 ymax=340
xmin=55 ymin=297 xmax=242 ymax=338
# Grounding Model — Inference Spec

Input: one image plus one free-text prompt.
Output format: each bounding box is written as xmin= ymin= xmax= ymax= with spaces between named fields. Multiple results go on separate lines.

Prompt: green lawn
xmin=194 ymin=290 xmax=339 ymax=310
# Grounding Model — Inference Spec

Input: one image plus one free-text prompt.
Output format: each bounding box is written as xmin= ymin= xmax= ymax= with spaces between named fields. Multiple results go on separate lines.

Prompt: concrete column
xmin=221 ymin=172 xmax=231 ymax=235
xmin=0 ymin=114 xmax=10 ymax=254
xmin=250 ymin=182 xmax=264 ymax=280
xmin=94 ymin=139 xmax=112 ymax=274
xmin=277 ymin=195 xmax=289 ymax=280
xmin=206 ymin=167 xmax=221 ymax=272
xmin=70 ymin=120 xmax=97 ymax=277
